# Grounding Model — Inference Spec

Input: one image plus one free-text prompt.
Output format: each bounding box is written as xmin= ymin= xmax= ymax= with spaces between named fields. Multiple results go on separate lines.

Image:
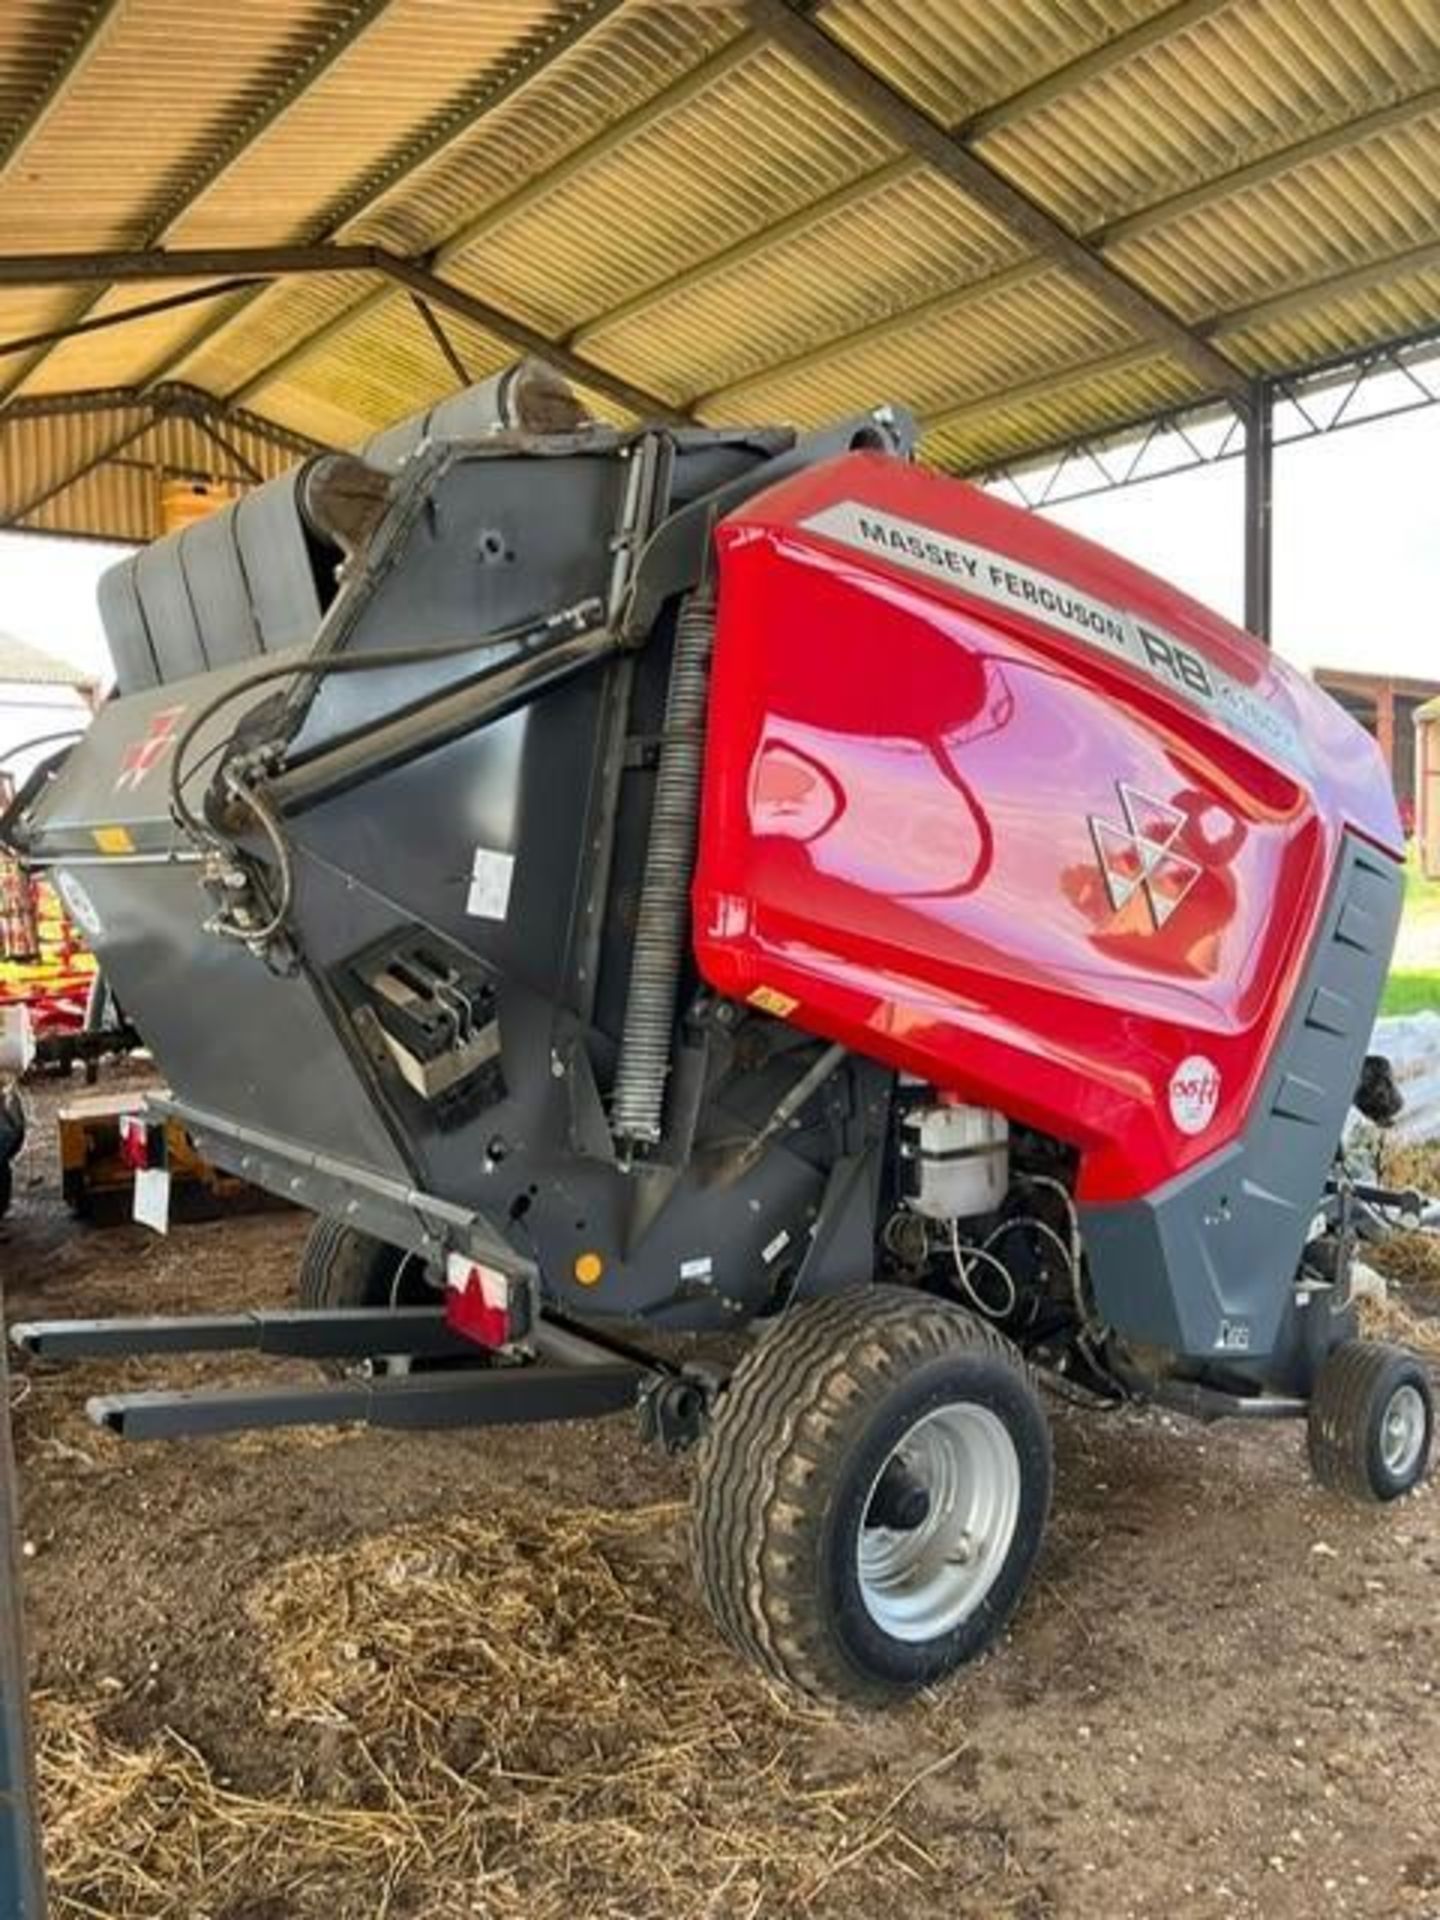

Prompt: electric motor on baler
xmin=5 ymin=361 xmax=1431 ymax=1704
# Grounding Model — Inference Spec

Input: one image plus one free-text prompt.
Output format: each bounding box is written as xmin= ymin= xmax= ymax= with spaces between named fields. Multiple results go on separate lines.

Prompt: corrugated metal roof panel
xmin=173 ymin=272 xmax=378 ymax=398
xmin=262 ymin=290 xmax=514 ymax=433
xmin=705 ymin=268 xmax=1132 ymax=427
xmin=0 ymin=397 xmax=146 ymax=529
xmin=437 ymin=40 xmax=899 ymax=339
xmin=18 ymin=281 xmax=259 ymax=395
xmin=0 ymin=1 xmax=90 ymax=147
xmin=161 ymin=2 xmax=573 ymax=252
xmin=0 ymin=398 xmax=288 ymax=540
xmin=923 ymin=350 xmax=1204 ymax=469
xmin=343 ymin=5 xmax=743 ymax=258
xmin=0 ymin=0 xmax=1437 ymax=536
xmin=1109 ymin=109 xmax=1440 ymax=319
xmin=0 ymin=2 xmax=359 ymax=253
xmin=246 ymin=378 xmax=378 ymax=450
xmin=577 ymin=166 xmax=1024 ymax=402
xmin=1215 ymin=259 xmax=1440 ymax=371
xmin=0 ymin=289 xmax=90 ymax=369
xmin=817 ymin=0 xmax=1170 ymax=128
xmin=979 ymin=0 xmax=1440 ymax=232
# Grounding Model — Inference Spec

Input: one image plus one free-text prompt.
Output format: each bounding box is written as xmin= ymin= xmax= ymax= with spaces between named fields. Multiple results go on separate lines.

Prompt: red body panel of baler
xmin=692 ymin=453 xmax=1400 ymax=1207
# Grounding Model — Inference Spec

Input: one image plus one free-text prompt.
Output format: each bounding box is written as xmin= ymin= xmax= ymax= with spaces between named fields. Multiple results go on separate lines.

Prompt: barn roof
xmin=0 ymin=0 xmax=1436 ymax=541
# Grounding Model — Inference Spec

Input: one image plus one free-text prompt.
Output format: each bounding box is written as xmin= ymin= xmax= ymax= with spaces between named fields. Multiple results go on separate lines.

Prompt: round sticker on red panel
xmin=1168 ymin=1055 xmax=1221 ymax=1135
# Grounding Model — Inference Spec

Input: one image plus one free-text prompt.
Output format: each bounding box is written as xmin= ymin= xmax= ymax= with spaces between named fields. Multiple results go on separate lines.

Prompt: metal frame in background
xmin=0 ymin=243 xmax=682 ymax=427
xmin=980 ymin=326 xmax=1440 ymax=642
xmin=0 ymin=383 xmax=324 ymax=535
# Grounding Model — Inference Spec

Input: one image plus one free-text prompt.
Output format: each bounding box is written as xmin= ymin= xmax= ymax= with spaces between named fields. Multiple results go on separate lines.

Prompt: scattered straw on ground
xmin=39 ymin=1499 xmax=1032 ymax=1920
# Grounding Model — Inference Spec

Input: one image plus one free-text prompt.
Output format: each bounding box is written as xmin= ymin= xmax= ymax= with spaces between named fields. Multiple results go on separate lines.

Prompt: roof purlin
xmin=139 ymin=0 xmax=636 ymax=398
xmin=0 ymin=0 xmax=125 ymax=180
xmin=750 ymin=0 xmax=1252 ymax=401
xmin=0 ymin=247 xmax=684 ymax=423
xmin=0 ymin=0 xmax=408 ymax=405
xmin=576 ymin=76 xmax=1440 ymax=383
xmin=222 ymin=26 xmax=768 ymax=409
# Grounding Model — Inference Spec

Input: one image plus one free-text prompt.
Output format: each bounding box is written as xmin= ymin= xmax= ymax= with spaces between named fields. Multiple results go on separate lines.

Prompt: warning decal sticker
xmin=1168 ymin=1055 xmax=1222 ymax=1136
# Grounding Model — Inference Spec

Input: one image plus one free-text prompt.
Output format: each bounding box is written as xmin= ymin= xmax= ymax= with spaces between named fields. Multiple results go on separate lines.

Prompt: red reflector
xmin=444 ymin=1254 xmax=528 ymax=1352
xmin=118 ymin=1113 xmax=149 ymax=1171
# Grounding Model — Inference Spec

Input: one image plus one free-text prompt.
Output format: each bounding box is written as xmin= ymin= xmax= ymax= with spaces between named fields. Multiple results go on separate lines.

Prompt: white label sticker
xmin=1168 ymin=1055 xmax=1222 ymax=1136
xmin=801 ymin=501 xmax=1306 ymax=773
xmin=680 ymin=1255 xmax=713 ymax=1283
xmin=466 ymin=847 xmax=515 ymax=921
xmin=54 ymin=868 xmax=103 ymax=940
xmin=133 ymin=1166 xmax=171 ymax=1235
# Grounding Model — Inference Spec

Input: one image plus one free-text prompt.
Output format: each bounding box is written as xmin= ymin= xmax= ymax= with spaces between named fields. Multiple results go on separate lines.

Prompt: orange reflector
xmin=574 ymin=1251 xmax=604 ymax=1287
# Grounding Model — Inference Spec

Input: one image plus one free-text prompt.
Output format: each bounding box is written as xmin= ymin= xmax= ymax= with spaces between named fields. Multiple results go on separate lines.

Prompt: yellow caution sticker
xmin=92 ymin=825 xmax=135 ymax=855
xmin=747 ymin=985 xmax=799 ymax=1018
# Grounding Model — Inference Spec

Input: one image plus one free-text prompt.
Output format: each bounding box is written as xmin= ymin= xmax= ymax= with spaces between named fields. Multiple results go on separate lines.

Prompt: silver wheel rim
xmin=857 ymin=1403 xmax=1021 ymax=1643
xmin=1380 ymin=1382 xmax=1427 ymax=1480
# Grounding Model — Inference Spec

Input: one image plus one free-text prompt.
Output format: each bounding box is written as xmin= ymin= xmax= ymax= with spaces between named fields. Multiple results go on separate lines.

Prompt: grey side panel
xmin=132 ymin=539 xmax=207 ymax=680
xmin=52 ymin=859 xmax=411 ymax=1182
xmin=233 ymin=474 xmax=325 ymax=653
xmin=291 ymin=450 xmax=622 ymax=750
xmin=97 ymin=474 xmax=318 ymax=689
xmin=155 ymin=1095 xmax=532 ymax=1277
xmin=1081 ymin=833 xmax=1404 ymax=1361
xmin=92 ymin=368 xmax=599 ymax=695
xmin=16 ymin=643 xmax=313 ymax=852
xmin=97 ymin=561 xmax=160 ymax=693
xmin=176 ymin=509 xmax=264 ymax=668
xmin=361 ymin=415 xmax=427 ymax=475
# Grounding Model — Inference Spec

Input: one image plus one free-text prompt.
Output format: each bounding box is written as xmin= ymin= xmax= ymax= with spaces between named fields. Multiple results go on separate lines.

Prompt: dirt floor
xmin=4 ymin=1066 xmax=1440 ymax=1920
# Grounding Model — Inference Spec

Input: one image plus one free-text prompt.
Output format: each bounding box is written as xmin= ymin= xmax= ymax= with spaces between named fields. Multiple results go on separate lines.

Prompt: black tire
xmin=692 ymin=1287 xmax=1052 ymax=1705
xmin=297 ymin=1216 xmax=419 ymax=1312
xmin=1307 ymin=1340 xmax=1434 ymax=1503
xmin=297 ymin=1219 xmax=435 ymax=1375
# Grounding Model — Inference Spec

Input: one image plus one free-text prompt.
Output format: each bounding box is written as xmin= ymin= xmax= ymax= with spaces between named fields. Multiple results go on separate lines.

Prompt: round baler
xmin=7 ymin=369 xmax=1430 ymax=1704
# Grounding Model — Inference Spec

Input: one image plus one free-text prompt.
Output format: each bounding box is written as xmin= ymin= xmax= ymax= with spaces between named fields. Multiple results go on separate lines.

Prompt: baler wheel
xmin=297 ymin=1219 xmax=434 ymax=1374
xmin=297 ymin=1217 xmax=423 ymax=1312
xmin=1307 ymin=1340 xmax=1434 ymax=1503
xmin=692 ymin=1287 xmax=1051 ymax=1704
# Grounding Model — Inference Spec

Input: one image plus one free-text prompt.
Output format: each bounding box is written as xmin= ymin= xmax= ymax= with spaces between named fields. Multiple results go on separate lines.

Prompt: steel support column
xmin=0 ymin=1301 xmax=46 ymax=1917
xmin=1243 ymin=379 xmax=1274 ymax=643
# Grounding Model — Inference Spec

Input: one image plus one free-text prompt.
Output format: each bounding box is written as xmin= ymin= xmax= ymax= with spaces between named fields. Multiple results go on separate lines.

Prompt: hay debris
xmin=1374 ymin=1139 xmax=1440 ymax=1197
xmin=39 ymin=1499 xmax=1032 ymax=1920
xmin=1366 ymin=1229 xmax=1440 ymax=1297
xmin=1359 ymin=1284 xmax=1440 ymax=1357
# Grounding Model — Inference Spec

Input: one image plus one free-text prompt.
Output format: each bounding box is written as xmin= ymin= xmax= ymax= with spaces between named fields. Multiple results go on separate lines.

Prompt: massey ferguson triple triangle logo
xmin=114 ymin=705 xmax=186 ymax=794
xmin=1088 ymin=782 xmax=1200 ymax=931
